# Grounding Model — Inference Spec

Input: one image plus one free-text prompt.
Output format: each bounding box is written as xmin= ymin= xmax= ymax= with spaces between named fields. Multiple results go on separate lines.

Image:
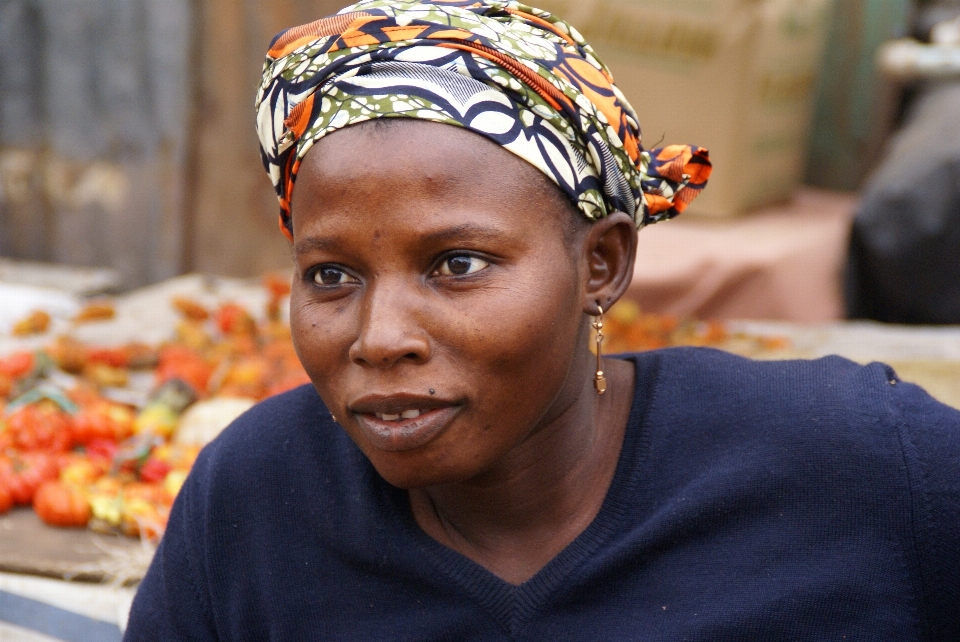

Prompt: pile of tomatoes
xmin=0 ymin=274 xmax=310 ymax=540
xmin=0 ymin=388 xmax=198 ymax=539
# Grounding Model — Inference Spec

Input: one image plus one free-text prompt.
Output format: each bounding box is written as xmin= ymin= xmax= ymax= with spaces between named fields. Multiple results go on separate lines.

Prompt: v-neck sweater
xmin=125 ymin=348 xmax=960 ymax=641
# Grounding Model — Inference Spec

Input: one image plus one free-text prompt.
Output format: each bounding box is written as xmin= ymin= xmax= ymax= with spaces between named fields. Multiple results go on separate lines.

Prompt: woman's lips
xmin=353 ymin=405 xmax=460 ymax=452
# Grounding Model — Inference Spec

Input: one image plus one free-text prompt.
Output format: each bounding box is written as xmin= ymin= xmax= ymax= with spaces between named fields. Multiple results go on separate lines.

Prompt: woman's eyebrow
xmin=293 ymin=224 xmax=508 ymax=256
xmin=293 ymin=236 xmax=336 ymax=255
xmin=417 ymin=224 xmax=508 ymax=246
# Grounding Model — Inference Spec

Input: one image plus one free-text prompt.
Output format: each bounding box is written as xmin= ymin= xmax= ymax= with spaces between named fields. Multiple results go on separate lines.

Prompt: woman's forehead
xmin=289 ymin=120 xmax=576 ymax=250
xmin=307 ymin=120 xmax=532 ymax=181
xmin=294 ymin=120 xmax=556 ymax=210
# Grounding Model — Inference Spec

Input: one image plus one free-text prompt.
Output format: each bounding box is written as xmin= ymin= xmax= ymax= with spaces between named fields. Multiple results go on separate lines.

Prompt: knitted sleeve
xmin=892 ymin=377 xmax=960 ymax=640
xmin=123 ymin=454 xmax=219 ymax=641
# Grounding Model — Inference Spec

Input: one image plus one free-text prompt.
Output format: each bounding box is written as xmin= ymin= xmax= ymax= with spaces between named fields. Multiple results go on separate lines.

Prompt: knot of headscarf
xmin=256 ymin=0 xmax=712 ymax=239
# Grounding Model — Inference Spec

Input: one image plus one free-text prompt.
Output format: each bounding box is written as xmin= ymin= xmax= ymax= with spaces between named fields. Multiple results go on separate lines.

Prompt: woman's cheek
xmin=290 ymin=294 xmax=345 ymax=377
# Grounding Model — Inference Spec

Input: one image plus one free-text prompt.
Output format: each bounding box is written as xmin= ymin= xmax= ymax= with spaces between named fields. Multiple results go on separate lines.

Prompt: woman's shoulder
xmin=628 ymin=345 xmax=952 ymax=420
xmin=623 ymin=346 xmax=960 ymax=466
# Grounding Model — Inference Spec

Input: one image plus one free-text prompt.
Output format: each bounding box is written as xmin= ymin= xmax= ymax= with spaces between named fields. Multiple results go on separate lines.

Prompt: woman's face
xmin=289 ymin=120 xmax=595 ymax=489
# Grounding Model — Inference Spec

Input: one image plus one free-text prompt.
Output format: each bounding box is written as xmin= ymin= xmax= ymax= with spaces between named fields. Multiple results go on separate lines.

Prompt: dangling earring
xmin=593 ymin=304 xmax=607 ymax=395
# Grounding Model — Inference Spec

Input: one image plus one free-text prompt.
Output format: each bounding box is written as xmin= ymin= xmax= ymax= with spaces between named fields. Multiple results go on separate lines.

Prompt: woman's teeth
xmin=376 ymin=409 xmax=422 ymax=421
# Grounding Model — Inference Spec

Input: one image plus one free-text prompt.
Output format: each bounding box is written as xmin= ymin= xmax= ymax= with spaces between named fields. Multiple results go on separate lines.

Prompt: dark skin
xmin=289 ymin=119 xmax=638 ymax=585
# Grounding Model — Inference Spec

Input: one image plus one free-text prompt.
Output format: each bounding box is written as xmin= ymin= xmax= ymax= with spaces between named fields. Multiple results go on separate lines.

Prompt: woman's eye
xmin=437 ymin=255 xmax=489 ymax=276
xmin=312 ymin=267 xmax=357 ymax=285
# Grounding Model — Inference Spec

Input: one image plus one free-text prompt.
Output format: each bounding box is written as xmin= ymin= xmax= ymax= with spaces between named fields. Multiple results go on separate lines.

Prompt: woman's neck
xmin=408 ymin=357 xmax=635 ymax=585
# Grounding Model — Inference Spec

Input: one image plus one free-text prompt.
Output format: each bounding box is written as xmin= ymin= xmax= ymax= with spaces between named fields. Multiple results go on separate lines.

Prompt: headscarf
xmin=256 ymin=0 xmax=712 ymax=239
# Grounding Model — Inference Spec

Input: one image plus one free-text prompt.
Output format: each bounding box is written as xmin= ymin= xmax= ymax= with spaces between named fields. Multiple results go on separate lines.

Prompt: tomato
xmin=85 ymin=439 xmax=119 ymax=464
xmin=60 ymin=458 xmax=106 ymax=486
xmin=262 ymin=272 xmax=291 ymax=300
xmin=0 ymin=421 xmax=12 ymax=452
xmin=138 ymin=458 xmax=172 ymax=484
xmin=218 ymin=357 xmax=269 ymax=399
xmin=85 ymin=347 xmax=131 ymax=369
xmin=0 ymin=453 xmax=58 ymax=505
xmin=215 ymin=303 xmax=256 ymax=336
xmin=263 ymin=273 xmax=291 ymax=321
xmin=5 ymin=402 xmax=73 ymax=452
xmin=72 ymin=401 xmax=134 ymax=444
xmin=0 ymin=352 xmax=35 ymax=379
xmin=0 ymin=484 xmax=12 ymax=514
xmin=33 ymin=480 xmax=91 ymax=528
xmin=155 ymin=345 xmax=213 ymax=395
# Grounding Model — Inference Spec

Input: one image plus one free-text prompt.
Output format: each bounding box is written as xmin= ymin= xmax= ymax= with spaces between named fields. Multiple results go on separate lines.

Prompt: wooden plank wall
xmin=188 ymin=0 xmax=349 ymax=279
xmin=0 ymin=0 xmax=349 ymax=287
xmin=0 ymin=0 xmax=193 ymax=288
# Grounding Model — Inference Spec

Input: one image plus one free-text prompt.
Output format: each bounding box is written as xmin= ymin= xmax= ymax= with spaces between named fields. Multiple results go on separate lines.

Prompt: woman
xmin=125 ymin=2 xmax=960 ymax=639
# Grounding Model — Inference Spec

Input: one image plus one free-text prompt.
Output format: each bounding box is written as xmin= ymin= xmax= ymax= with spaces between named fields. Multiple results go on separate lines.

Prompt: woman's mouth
xmin=352 ymin=405 xmax=460 ymax=452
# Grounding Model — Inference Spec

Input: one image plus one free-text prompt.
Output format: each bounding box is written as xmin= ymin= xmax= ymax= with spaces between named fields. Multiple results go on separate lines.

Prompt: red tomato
xmin=85 ymin=347 xmax=131 ymax=369
xmin=138 ymin=458 xmax=172 ymax=484
xmin=0 ymin=374 xmax=12 ymax=400
xmin=155 ymin=345 xmax=213 ymax=395
xmin=0 ymin=484 xmax=12 ymax=514
xmin=0 ymin=453 xmax=58 ymax=505
xmin=33 ymin=480 xmax=91 ymax=528
xmin=215 ymin=303 xmax=256 ymax=335
xmin=85 ymin=439 xmax=119 ymax=464
xmin=72 ymin=401 xmax=134 ymax=444
xmin=0 ymin=352 xmax=35 ymax=379
xmin=5 ymin=403 xmax=73 ymax=452
xmin=262 ymin=272 xmax=291 ymax=299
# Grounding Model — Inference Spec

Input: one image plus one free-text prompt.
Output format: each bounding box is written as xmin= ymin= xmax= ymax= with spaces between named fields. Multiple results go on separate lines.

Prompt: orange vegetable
xmin=73 ymin=302 xmax=115 ymax=323
xmin=12 ymin=310 xmax=51 ymax=336
xmin=47 ymin=336 xmax=89 ymax=374
xmin=0 ymin=452 xmax=59 ymax=505
xmin=0 ymin=484 xmax=12 ymax=514
xmin=5 ymin=402 xmax=73 ymax=452
xmin=60 ymin=458 xmax=106 ymax=486
xmin=72 ymin=401 xmax=135 ymax=444
xmin=171 ymin=296 xmax=210 ymax=321
xmin=0 ymin=351 xmax=35 ymax=379
xmin=215 ymin=303 xmax=256 ymax=336
xmin=33 ymin=480 xmax=91 ymax=527
xmin=155 ymin=345 xmax=213 ymax=394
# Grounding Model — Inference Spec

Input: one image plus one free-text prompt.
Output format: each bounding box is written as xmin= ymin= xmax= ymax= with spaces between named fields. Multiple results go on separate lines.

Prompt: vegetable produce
xmin=33 ymin=480 xmax=91 ymax=527
xmin=0 ymin=277 xmax=312 ymax=540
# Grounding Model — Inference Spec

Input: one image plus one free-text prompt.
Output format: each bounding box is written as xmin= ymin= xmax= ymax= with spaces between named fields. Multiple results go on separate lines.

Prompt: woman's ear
xmin=580 ymin=211 xmax=638 ymax=313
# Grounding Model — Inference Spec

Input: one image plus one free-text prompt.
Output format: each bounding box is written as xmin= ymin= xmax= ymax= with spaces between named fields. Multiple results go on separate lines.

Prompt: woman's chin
xmin=365 ymin=452 xmax=476 ymax=490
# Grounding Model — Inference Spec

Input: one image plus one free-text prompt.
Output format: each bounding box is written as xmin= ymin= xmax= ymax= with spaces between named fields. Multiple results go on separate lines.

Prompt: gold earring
xmin=593 ymin=304 xmax=607 ymax=395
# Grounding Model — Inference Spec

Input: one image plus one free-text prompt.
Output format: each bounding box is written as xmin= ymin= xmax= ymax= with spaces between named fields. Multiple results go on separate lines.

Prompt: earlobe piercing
xmin=593 ymin=304 xmax=607 ymax=395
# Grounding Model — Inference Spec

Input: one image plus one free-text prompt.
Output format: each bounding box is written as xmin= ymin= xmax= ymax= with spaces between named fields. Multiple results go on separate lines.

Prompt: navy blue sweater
xmin=125 ymin=348 xmax=960 ymax=640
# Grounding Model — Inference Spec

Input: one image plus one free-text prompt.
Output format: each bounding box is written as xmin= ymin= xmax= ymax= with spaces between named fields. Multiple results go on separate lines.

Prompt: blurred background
xmin=0 ymin=0 xmax=959 ymax=324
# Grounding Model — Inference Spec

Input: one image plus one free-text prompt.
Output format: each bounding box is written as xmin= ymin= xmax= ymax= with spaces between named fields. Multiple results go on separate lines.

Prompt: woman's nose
xmin=348 ymin=282 xmax=430 ymax=368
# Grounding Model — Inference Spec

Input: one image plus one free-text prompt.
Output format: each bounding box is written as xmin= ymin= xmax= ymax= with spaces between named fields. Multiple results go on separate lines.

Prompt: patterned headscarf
xmin=256 ymin=0 xmax=711 ymax=239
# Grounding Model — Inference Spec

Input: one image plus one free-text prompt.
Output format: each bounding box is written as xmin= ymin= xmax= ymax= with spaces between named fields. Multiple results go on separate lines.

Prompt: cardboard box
xmin=534 ymin=0 xmax=833 ymax=217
